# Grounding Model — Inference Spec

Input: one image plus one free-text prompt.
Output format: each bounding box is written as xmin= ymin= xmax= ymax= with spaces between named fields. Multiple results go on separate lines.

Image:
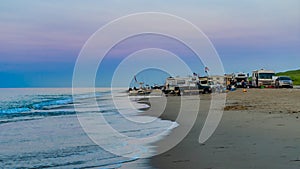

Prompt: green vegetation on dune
xmin=276 ymin=69 xmax=300 ymax=85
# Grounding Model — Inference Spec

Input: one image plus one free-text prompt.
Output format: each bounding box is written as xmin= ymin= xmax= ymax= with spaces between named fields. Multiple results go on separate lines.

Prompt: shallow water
xmin=0 ymin=88 xmax=176 ymax=168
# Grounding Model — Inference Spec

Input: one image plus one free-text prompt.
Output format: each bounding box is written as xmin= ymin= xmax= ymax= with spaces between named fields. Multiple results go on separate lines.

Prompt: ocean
xmin=0 ymin=88 xmax=177 ymax=169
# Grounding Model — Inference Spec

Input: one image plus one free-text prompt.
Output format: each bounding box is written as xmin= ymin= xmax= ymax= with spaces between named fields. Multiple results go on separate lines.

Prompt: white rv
xmin=164 ymin=76 xmax=212 ymax=95
xmin=165 ymin=76 xmax=198 ymax=88
xmin=252 ymin=69 xmax=275 ymax=87
xmin=234 ymin=73 xmax=248 ymax=88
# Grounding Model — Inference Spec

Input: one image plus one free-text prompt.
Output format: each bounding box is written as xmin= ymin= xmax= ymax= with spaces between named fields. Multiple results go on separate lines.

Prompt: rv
xmin=252 ymin=69 xmax=275 ymax=88
xmin=199 ymin=76 xmax=212 ymax=86
xmin=234 ymin=73 xmax=248 ymax=88
xmin=164 ymin=76 xmax=211 ymax=95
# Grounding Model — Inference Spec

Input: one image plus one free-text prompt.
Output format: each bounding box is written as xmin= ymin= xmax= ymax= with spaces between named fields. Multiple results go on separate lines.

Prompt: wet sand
xmin=145 ymin=88 xmax=300 ymax=169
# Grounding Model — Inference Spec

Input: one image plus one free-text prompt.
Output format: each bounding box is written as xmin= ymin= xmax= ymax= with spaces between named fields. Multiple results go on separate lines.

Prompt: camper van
xmin=252 ymin=69 xmax=275 ymax=88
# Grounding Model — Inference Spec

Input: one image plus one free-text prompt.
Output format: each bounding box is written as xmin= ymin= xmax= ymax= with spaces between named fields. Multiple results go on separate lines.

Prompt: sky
xmin=0 ymin=0 xmax=299 ymax=87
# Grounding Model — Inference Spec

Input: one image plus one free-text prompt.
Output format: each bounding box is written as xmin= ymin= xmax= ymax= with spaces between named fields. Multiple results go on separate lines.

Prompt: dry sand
xmin=144 ymin=88 xmax=300 ymax=169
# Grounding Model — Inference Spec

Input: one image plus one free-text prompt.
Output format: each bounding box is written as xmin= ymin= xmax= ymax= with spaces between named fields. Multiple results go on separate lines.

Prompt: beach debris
xmin=290 ymin=155 xmax=300 ymax=162
xmin=224 ymin=105 xmax=248 ymax=111
xmin=215 ymin=146 xmax=227 ymax=149
xmin=172 ymin=159 xmax=190 ymax=163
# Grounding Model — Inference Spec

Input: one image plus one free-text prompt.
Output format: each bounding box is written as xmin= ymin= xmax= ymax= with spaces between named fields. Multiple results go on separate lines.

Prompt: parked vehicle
xmin=234 ymin=73 xmax=248 ymax=88
xmin=163 ymin=86 xmax=181 ymax=96
xmin=164 ymin=76 xmax=211 ymax=95
xmin=252 ymin=69 xmax=275 ymax=88
xmin=275 ymin=76 xmax=293 ymax=88
xmin=199 ymin=76 xmax=217 ymax=91
xmin=198 ymin=83 xmax=212 ymax=94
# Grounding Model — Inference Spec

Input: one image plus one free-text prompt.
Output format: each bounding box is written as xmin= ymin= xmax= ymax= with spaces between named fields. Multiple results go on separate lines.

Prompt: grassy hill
xmin=276 ymin=69 xmax=300 ymax=85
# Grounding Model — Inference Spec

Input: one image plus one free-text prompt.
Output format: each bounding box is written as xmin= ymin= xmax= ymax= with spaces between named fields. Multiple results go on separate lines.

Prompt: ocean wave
xmin=31 ymin=98 xmax=73 ymax=110
xmin=0 ymin=144 xmax=137 ymax=169
xmin=0 ymin=107 xmax=31 ymax=114
xmin=0 ymin=88 xmax=178 ymax=169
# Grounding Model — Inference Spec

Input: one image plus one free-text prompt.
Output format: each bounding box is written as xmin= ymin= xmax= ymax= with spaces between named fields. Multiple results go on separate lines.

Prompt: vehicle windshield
xmin=278 ymin=77 xmax=291 ymax=80
xmin=235 ymin=77 xmax=247 ymax=82
xmin=208 ymin=81 xmax=214 ymax=85
xmin=259 ymin=73 xmax=275 ymax=79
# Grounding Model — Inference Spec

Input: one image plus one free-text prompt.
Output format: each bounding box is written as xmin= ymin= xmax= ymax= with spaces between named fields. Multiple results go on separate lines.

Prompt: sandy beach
xmin=144 ymin=88 xmax=300 ymax=169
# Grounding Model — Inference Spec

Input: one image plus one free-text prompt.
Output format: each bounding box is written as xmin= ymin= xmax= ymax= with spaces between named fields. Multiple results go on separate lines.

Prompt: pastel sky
xmin=0 ymin=0 xmax=299 ymax=87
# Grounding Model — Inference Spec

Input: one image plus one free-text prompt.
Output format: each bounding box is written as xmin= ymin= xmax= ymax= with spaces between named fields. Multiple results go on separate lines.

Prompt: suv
xmin=275 ymin=76 xmax=293 ymax=88
xmin=198 ymin=83 xmax=212 ymax=94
